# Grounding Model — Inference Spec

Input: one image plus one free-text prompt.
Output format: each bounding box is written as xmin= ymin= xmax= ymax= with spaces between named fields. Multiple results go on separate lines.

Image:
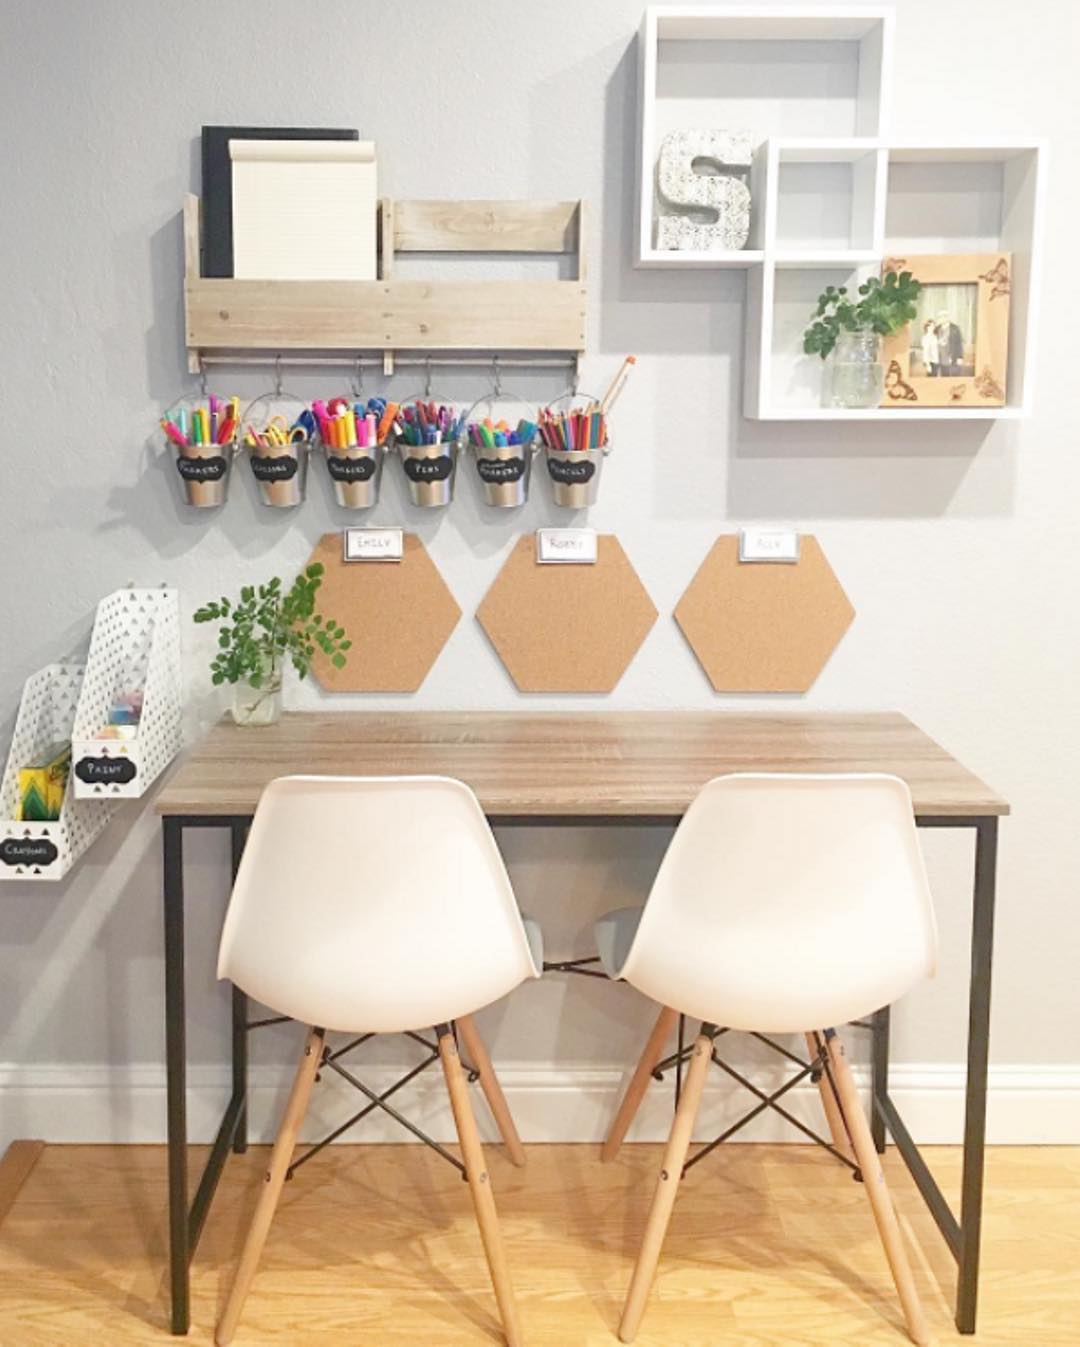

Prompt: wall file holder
xmin=70 ymin=588 xmax=183 ymax=800
xmin=0 ymin=664 xmax=115 ymax=882
xmin=305 ymin=533 xmax=461 ymax=693
xmin=477 ymin=535 xmax=657 ymax=692
xmin=675 ymin=535 xmax=854 ymax=693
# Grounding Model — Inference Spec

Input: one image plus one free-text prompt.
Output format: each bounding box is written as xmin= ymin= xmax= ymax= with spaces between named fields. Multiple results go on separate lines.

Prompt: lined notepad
xmin=230 ymin=139 xmax=377 ymax=280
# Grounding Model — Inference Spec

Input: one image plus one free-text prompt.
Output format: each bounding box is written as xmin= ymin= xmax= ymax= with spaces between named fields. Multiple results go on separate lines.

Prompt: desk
xmin=156 ymin=711 xmax=1007 ymax=1336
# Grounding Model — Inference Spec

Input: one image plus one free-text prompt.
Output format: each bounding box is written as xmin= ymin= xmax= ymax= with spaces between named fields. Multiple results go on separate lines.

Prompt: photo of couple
xmin=910 ymin=283 xmax=978 ymax=378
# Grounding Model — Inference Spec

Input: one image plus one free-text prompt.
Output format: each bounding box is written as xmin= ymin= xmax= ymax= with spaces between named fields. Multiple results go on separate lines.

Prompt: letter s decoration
xmin=656 ymin=129 xmax=753 ymax=251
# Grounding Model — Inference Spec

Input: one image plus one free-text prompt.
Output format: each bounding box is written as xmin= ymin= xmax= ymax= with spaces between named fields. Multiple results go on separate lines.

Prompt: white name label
xmin=738 ymin=528 xmax=800 ymax=564
xmin=343 ymin=527 xmax=404 ymax=562
xmin=536 ymin=528 xmax=598 ymax=565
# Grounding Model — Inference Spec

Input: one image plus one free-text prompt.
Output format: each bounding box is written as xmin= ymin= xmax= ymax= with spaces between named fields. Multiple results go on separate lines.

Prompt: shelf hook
xmin=491 ymin=356 xmax=502 ymax=398
xmin=424 ymin=356 xmax=433 ymax=399
xmin=351 ymin=356 xmax=364 ymax=400
xmin=198 ymin=355 xmax=208 ymax=399
xmin=274 ymin=354 xmax=284 ymax=396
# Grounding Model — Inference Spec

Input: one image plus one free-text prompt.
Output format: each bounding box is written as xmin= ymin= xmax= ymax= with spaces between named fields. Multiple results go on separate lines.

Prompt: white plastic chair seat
xmin=599 ymin=774 xmax=937 ymax=1034
xmin=521 ymin=915 xmax=544 ymax=971
xmin=218 ymin=775 xmax=541 ymax=1035
xmin=595 ymin=906 xmax=644 ymax=979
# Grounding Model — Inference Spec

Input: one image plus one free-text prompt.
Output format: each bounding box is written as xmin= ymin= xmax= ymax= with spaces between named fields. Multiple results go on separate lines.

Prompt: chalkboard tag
xmin=536 ymin=528 xmax=597 ymax=565
xmin=176 ymin=455 xmax=228 ymax=482
xmin=250 ymin=454 xmax=300 ymax=482
xmin=327 ymin=454 xmax=377 ymax=482
xmin=344 ymin=527 xmax=404 ymax=562
xmin=476 ymin=456 xmax=526 ymax=485
xmin=739 ymin=528 xmax=800 ymax=563
xmin=547 ymin=456 xmax=596 ymax=486
xmin=75 ymin=755 xmax=138 ymax=786
xmin=0 ymin=836 xmax=59 ymax=868
xmin=402 ymin=454 xmax=453 ymax=483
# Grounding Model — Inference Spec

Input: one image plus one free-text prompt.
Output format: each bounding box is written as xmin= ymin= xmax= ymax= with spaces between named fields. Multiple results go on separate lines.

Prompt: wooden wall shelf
xmin=184 ymin=196 xmax=587 ymax=375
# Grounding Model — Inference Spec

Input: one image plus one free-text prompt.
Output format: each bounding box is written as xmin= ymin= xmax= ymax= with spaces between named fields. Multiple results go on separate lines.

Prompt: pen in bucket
xmin=162 ymin=393 xmax=240 ymax=507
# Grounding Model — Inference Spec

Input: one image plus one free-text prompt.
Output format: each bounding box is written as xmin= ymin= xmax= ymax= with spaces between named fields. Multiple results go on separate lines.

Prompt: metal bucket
xmin=324 ymin=443 xmax=383 ymax=509
xmin=545 ymin=446 xmax=605 ymax=507
xmin=249 ymin=442 xmax=307 ymax=507
xmin=173 ymin=444 xmax=231 ymax=507
xmin=472 ymin=441 xmax=534 ymax=508
xmin=398 ymin=441 xmax=458 ymax=507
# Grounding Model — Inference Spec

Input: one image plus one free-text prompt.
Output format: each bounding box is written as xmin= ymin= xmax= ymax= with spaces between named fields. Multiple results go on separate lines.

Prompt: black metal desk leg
xmin=956 ymin=816 xmax=999 ymax=1334
xmin=871 ymin=1004 xmax=891 ymax=1154
xmin=229 ymin=824 xmax=249 ymax=1155
xmin=163 ymin=817 xmax=189 ymax=1335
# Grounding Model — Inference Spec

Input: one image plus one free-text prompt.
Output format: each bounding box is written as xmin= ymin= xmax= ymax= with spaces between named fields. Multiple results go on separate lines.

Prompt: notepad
xmin=230 ymin=139 xmax=377 ymax=280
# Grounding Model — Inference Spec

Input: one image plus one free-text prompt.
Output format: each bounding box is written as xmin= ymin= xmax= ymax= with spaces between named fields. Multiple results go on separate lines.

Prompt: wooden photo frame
xmin=880 ymin=252 xmax=1011 ymax=408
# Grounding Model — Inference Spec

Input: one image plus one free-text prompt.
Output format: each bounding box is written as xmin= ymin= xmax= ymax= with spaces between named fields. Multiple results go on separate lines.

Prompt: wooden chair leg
xmin=805 ymin=1031 xmax=856 ymax=1165
xmin=438 ymin=1028 xmax=523 ymax=1347
xmin=618 ymin=1025 xmax=713 ymax=1344
xmin=456 ymin=1013 xmax=526 ymax=1168
xmin=823 ymin=1030 xmax=933 ymax=1347
xmin=602 ymin=1005 xmax=679 ymax=1163
xmin=216 ymin=1026 xmax=325 ymax=1347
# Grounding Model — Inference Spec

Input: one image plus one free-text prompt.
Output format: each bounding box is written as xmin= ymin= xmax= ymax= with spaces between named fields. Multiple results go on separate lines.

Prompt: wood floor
xmin=0 ymin=1142 xmax=1077 ymax=1345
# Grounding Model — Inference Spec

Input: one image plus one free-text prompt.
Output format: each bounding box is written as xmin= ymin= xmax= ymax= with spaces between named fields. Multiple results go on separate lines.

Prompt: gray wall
xmin=1 ymin=0 xmax=1077 ymax=1142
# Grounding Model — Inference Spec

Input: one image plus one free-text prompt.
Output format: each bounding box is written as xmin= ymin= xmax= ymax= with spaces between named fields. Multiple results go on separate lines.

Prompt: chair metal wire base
xmin=253 ymin=1023 xmax=482 ymax=1182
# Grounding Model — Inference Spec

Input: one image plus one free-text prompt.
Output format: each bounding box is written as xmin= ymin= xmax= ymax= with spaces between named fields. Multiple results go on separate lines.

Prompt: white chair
xmin=214 ymin=775 xmax=541 ymax=1347
xmin=596 ymin=773 xmax=937 ymax=1346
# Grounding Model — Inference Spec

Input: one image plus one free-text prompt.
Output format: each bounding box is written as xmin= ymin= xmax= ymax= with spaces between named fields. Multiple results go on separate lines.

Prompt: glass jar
xmin=824 ymin=330 xmax=885 ymax=409
xmin=231 ymin=659 xmax=283 ymax=727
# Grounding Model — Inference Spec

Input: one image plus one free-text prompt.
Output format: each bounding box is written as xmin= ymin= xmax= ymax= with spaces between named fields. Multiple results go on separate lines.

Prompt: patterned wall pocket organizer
xmin=0 ymin=664 xmax=115 ymax=882
xmin=70 ymin=588 xmax=182 ymax=802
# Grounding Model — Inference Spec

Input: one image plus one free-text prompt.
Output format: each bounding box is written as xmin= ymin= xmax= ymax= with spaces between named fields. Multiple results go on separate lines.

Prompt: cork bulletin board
xmin=675 ymin=535 xmax=855 ymax=693
xmin=306 ymin=532 xmax=461 ymax=692
xmin=477 ymin=535 xmax=657 ymax=692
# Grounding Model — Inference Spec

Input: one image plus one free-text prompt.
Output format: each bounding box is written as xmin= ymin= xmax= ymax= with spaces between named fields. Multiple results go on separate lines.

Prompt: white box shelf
xmin=637 ymin=6 xmax=892 ymax=266
xmin=635 ymin=7 xmax=1046 ymax=422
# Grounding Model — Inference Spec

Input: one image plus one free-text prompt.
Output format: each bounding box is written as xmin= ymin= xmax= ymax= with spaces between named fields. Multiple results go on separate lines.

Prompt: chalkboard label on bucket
xmin=403 ymin=455 xmax=453 ymax=483
xmin=327 ymin=455 xmax=377 ymax=482
xmin=547 ymin=456 xmax=596 ymax=485
xmin=477 ymin=456 xmax=526 ymax=485
xmin=177 ymin=455 xmax=228 ymax=482
xmin=250 ymin=454 xmax=300 ymax=482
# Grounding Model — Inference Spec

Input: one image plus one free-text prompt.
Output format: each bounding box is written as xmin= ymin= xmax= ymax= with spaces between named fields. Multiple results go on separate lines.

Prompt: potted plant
xmin=803 ymin=270 xmax=922 ymax=408
xmin=194 ymin=563 xmax=350 ymax=726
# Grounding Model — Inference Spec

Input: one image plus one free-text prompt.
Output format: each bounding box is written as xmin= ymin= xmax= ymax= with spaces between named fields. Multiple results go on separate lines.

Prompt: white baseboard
xmin=2 ymin=1061 xmax=1078 ymax=1149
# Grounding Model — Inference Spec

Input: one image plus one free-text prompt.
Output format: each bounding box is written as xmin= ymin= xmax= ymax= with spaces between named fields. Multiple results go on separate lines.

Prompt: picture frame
xmin=879 ymin=252 xmax=1011 ymax=408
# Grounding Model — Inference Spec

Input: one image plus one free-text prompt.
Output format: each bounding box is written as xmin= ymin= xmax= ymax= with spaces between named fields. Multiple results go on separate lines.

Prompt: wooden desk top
xmin=155 ymin=712 xmax=1007 ymax=819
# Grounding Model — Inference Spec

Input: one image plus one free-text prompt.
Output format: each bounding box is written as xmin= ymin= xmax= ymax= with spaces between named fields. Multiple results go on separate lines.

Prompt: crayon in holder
xmin=161 ymin=393 xmax=239 ymax=507
xmin=315 ymin=394 xmax=396 ymax=509
xmin=541 ymin=392 xmax=611 ymax=508
xmin=244 ymin=393 xmax=310 ymax=508
xmin=395 ymin=398 xmax=464 ymax=507
xmin=464 ymin=393 xmax=540 ymax=508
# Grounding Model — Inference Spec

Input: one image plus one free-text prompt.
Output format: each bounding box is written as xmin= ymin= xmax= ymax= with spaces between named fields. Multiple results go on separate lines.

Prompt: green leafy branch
xmin=193 ymin=563 xmax=351 ymax=688
xmin=803 ymin=270 xmax=922 ymax=360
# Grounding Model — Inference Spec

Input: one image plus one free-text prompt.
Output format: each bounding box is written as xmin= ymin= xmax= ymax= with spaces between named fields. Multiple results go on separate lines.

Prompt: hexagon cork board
xmin=307 ymin=533 xmax=460 ymax=692
xmin=675 ymin=535 xmax=854 ymax=693
xmin=477 ymin=535 xmax=657 ymax=692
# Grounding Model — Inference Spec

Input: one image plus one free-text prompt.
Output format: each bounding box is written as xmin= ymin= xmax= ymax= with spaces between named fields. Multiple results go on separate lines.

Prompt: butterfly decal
xmin=950 ymin=384 xmax=968 ymax=402
xmin=882 ymin=256 xmax=908 ymax=276
xmin=978 ymin=257 xmax=1010 ymax=299
xmin=884 ymin=359 xmax=918 ymax=402
xmin=975 ymin=367 xmax=1005 ymax=400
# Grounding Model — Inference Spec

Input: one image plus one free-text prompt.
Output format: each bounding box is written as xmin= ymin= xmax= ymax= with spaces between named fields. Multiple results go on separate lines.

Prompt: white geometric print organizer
xmin=1 ymin=587 xmax=182 ymax=882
